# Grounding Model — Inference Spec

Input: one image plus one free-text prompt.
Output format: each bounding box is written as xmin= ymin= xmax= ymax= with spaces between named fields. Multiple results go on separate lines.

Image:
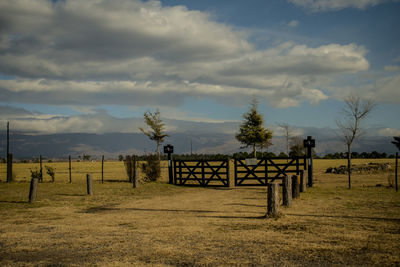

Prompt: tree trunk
xmin=157 ymin=142 xmax=160 ymax=160
xmin=347 ymin=145 xmax=351 ymax=189
xmin=253 ymin=144 xmax=256 ymax=158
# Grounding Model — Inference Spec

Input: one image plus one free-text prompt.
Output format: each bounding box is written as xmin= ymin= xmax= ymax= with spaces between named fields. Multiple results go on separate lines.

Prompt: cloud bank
xmin=288 ymin=0 xmax=393 ymax=12
xmin=0 ymin=0 xmax=373 ymax=108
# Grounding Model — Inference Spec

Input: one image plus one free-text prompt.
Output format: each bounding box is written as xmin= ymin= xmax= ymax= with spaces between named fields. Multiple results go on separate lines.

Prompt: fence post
xmin=282 ymin=175 xmax=292 ymax=207
xmin=226 ymin=159 xmax=231 ymax=188
xmin=86 ymin=174 xmax=93 ymax=195
xmin=292 ymin=175 xmax=300 ymax=199
xmin=396 ymin=152 xmax=398 ymax=192
xmin=267 ymin=182 xmax=280 ymax=217
xmin=29 ymin=178 xmax=39 ymax=203
xmin=6 ymin=153 xmax=13 ymax=182
xmin=133 ymin=157 xmax=138 ymax=188
xmin=101 ymin=155 xmax=104 ymax=183
xmin=39 ymin=155 xmax=43 ymax=182
xmin=300 ymin=170 xmax=306 ymax=193
xmin=69 ymin=155 xmax=72 ymax=183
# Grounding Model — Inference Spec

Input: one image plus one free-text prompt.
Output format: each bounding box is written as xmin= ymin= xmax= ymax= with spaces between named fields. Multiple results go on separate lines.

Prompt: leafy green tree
xmin=235 ymin=99 xmax=273 ymax=158
xmin=139 ymin=109 xmax=169 ymax=159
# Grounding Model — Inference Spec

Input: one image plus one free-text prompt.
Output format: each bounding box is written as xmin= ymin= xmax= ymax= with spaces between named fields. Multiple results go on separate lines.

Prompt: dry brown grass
xmin=0 ymin=159 xmax=399 ymax=266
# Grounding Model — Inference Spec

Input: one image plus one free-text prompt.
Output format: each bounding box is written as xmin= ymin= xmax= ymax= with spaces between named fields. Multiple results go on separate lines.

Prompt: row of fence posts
xmin=28 ymin=155 xmax=141 ymax=203
xmin=267 ymin=171 xmax=307 ymax=217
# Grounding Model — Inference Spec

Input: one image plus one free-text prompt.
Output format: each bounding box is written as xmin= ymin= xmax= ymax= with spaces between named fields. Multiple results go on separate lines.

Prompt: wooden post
xmin=69 ymin=155 xmax=72 ymax=183
xmin=6 ymin=122 xmax=9 ymax=161
xmin=86 ymin=174 xmax=93 ymax=195
xmin=101 ymin=155 xmax=104 ymax=183
xmin=133 ymin=167 xmax=139 ymax=188
xmin=300 ymin=170 xmax=306 ymax=193
xmin=396 ymin=152 xmax=398 ymax=192
xmin=6 ymin=121 xmax=12 ymax=182
xmin=267 ymin=182 xmax=280 ymax=217
xmin=292 ymin=175 xmax=300 ymax=199
xmin=39 ymin=155 xmax=43 ymax=182
xmin=6 ymin=153 xmax=13 ymax=182
xmin=29 ymin=178 xmax=39 ymax=203
xmin=282 ymin=175 xmax=292 ymax=207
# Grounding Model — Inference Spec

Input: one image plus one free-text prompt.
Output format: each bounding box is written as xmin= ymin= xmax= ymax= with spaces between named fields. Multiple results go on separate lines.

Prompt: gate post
xmin=303 ymin=136 xmax=315 ymax=187
xmin=164 ymin=145 xmax=174 ymax=185
xmin=267 ymin=182 xmax=280 ymax=217
xmin=282 ymin=175 xmax=292 ymax=207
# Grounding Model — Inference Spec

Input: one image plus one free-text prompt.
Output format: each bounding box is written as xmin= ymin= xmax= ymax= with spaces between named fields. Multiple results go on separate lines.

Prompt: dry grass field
xmin=0 ymin=159 xmax=399 ymax=266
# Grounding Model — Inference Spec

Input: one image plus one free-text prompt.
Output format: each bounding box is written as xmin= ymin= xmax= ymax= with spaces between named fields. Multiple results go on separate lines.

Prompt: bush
xmin=30 ymin=169 xmax=42 ymax=180
xmin=45 ymin=166 xmax=55 ymax=182
xmin=141 ymin=154 xmax=161 ymax=182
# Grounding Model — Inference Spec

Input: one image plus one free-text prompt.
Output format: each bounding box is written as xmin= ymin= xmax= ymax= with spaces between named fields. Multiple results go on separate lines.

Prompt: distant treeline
xmin=1 ymin=150 xmax=395 ymax=164
xmin=321 ymin=151 xmax=395 ymax=159
xmin=119 ymin=150 xmax=396 ymax=161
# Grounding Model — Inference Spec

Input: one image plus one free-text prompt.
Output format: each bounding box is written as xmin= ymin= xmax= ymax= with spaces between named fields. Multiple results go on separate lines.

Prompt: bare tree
xmin=139 ymin=109 xmax=168 ymax=159
xmin=289 ymin=136 xmax=306 ymax=157
xmin=336 ymin=94 xmax=375 ymax=189
xmin=279 ymin=123 xmax=293 ymax=157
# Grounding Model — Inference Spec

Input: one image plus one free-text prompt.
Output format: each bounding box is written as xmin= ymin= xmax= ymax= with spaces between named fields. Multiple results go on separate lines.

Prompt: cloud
xmin=384 ymin=65 xmax=400 ymax=71
xmin=330 ymin=74 xmax=400 ymax=104
xmin=0 ymin=0 xmax=371 ymax=109
xmin=0 ymin=106 xmax=240 ymax=135
xmin=288 ymin=0 xmax=392 ymax=12
xmin=288 ymin=20 xmax=299 ymax=27
xmin=378 ymin=127 xmax=400 ymax=136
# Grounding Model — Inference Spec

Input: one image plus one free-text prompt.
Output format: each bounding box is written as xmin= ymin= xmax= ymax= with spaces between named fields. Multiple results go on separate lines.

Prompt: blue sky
xmin=0 ymin=0 xmax=399 ymax=137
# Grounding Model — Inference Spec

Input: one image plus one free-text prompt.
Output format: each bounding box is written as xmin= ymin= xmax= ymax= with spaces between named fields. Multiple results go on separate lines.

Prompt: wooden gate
xmin=173 ymin=159 xmax=229 ymax=187
xmin=234 ymin=156 xmax=306 ymax=186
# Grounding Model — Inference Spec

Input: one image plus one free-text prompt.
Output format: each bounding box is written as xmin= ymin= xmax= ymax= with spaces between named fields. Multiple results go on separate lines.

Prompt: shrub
xmin=141 ymin=154 xmax=161 ymax=182
xmin=30 ymin=169 xmax=42 ymax=180
xmin=45 ymin=166 xmax=55 ymax=182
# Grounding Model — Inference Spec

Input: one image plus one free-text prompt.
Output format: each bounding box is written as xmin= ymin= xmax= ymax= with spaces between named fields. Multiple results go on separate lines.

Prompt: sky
xmin=0 ymin=0 xmax=400 ymax=139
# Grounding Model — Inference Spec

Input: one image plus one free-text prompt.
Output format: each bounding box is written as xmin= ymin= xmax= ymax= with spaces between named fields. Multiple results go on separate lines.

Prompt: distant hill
xmin=0 ymin=131 xmax=396 ymax=159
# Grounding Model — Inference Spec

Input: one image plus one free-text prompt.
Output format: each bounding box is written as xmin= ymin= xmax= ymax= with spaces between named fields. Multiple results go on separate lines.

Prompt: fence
xmin=173 ymin=159 xmax=229 ymax=187
xmin=0 ymin=160 xmax=148 ymax=183
xmin=234 ymin=156 xmax=307 ymax=186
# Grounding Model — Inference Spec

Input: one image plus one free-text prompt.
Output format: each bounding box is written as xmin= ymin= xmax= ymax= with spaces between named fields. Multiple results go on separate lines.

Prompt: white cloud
xmin=378 ymin=128 xmax=400 ymax=136
xmin=288 ymin=0 xmax=392 ymax=12
xmin=0 ymin=0 xmax=371 ymax=109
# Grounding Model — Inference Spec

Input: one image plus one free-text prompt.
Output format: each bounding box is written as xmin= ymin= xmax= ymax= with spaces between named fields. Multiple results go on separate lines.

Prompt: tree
xmin=139 ymin=109 xmax=168 ymax=159
xmin=235 ymin=99 xmax=273 ymax=158
xmin=336 ymin=94 xmax=375 ymax=189
xmin=289 ymin=136 xmax=305 ymax=157
xmin=392 ymin=136 xmax=400 ymax=151
xmin=279 ymin=123 xmax=293 ymax=157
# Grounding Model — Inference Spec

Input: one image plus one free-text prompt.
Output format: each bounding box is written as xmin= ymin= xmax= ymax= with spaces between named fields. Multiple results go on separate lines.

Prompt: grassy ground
xmin=0 ymin=159 xmax=399 ymax=266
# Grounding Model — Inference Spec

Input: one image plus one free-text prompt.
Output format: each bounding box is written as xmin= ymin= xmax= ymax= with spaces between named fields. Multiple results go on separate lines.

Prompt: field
xmin=0 ymin=159 xmax=399 ymax=266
